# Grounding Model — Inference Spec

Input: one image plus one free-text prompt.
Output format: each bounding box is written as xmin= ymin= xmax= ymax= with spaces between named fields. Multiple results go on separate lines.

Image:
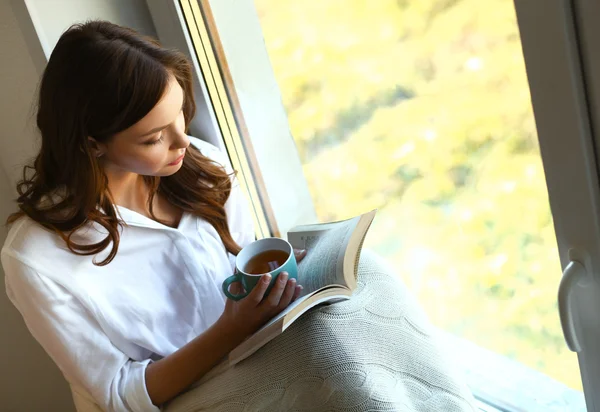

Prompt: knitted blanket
xmin=165 ymin=251 xmax=477 ymax=412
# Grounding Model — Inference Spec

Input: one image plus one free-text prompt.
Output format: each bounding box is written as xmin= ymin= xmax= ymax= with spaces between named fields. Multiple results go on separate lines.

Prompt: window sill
xmin=441 ymin=333 xmax=586 ymax=412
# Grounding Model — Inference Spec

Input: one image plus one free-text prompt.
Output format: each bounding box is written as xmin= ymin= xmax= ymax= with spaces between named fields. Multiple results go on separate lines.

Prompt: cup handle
xmin=222 ymin=272 xmax=248 ymax=301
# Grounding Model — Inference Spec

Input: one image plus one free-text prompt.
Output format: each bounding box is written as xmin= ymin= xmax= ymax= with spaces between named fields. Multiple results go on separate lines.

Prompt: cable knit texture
xmin=165 ymin=250 xmax=477 ymax=412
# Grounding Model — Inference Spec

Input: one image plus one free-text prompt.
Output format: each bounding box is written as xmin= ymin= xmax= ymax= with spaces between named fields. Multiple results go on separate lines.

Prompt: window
xmin=253 ymin=0 xmax=584 ymax=404
xmin=148 ymin=0 xmax=600 ymax=409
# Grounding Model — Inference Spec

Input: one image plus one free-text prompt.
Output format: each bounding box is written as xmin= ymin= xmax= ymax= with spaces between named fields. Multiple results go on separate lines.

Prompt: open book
xmin=227 ymin=209 xmax=377 ymax=366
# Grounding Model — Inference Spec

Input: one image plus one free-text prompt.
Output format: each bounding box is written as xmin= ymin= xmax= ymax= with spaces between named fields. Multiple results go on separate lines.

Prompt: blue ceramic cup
xmin=222 ymin=238 xmax=298 ymax=301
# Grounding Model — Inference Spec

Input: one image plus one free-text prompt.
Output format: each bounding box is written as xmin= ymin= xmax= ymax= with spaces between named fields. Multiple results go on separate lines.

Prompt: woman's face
xmin=95 ymin=75 xmax=190 ymax=177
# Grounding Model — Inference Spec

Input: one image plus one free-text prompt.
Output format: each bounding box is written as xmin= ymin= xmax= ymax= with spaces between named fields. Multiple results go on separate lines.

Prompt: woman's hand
xmin=220 ymin=273 xmax=302 ymax=339
xmin=294 ymin=248 xmax=307 ymax=263
xmin=219 ymin=248 xmax=307 ymax=339
xmin=147 ymin=265 xmax=302 ymax=406
xmin=146 ymin=249 xmax=310 ymax=406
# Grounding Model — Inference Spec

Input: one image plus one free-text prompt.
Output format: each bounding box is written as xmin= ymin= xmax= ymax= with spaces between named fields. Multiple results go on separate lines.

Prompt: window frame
xmin=515 ymin=0 xmax=600 ymax=409
xmin=147 ymin=0 xmax=276 ymax=239
xmin=148 ymin=0 xmax=600 ymax=409
xmin=175 ymin=0 xmax=318 ymax=237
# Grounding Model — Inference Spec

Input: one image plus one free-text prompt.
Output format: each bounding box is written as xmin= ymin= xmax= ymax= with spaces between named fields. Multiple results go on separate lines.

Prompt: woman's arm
xmin=144 ymin=314 xmax=244 ymax=406
xmin=4 ymin=251 xmax=303 ymax=411
xmin=3 ymin=253 xmax=159 ymax=412
xmin=145 ymin=268 xmax=302 ymax=406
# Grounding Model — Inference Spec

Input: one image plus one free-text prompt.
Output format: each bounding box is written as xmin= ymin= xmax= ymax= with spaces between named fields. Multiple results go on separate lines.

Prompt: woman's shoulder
xmin=2 ymin=215 xmax=66 ymax=269
xmin=188 ymin=136 xmax=229 ymax=168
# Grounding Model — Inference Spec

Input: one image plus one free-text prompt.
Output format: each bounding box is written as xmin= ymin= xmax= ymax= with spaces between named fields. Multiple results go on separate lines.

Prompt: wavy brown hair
xmin=8 ymin=21 xmax=242 ymax=265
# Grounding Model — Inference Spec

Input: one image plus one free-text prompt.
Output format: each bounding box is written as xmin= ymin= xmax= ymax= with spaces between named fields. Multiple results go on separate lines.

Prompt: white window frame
xmin=149 ymin=0 xmax=600 ymax=410
xmin=515 ymin=0 xmax=600 ymax=409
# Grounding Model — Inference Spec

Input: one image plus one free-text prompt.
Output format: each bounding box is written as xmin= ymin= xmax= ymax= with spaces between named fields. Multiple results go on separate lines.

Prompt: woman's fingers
xmin=292 ymin=284 xmax=303 ymax=301
xmin=262 ymin=272 xmax=288 ymax=310
xmin=294 ymin=248 xmax=307 ymax=263
xmin=277 ymin=278 xmax=297 ymax=310
xmin=247 ymin=274 xmax=271 ymax=305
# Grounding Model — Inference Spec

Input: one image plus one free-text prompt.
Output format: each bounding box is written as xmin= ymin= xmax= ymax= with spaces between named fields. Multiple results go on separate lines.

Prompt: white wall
xmin=0 ymin=4 xmax=70 ymax=411
xmin=0 ymin=1 xmax=157 ymax=410
xmin=29 ymin=0 xmax=157 ymax=55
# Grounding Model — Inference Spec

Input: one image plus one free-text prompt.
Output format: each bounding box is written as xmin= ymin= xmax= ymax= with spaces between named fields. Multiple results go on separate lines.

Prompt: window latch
xmin=558 ymin=260 xmax=587 ymax=352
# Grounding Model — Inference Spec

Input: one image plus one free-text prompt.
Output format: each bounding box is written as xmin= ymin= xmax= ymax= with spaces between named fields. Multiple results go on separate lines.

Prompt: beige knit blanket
xmin=165 ymin=251 xmax=477 ymax=412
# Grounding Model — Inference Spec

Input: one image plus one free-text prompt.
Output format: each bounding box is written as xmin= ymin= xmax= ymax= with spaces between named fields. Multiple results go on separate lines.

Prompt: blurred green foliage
xmin=255 ymin=0 xmax=581 ymax=390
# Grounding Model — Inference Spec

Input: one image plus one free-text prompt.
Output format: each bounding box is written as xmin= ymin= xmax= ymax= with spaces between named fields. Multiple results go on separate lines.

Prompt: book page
xmin=288 ymin=217 xmax=358 ymax=294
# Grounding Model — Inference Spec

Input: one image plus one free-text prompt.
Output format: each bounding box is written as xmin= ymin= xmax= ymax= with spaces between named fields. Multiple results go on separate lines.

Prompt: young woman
xmin=2 ymin=21 xmax=305 ymax=411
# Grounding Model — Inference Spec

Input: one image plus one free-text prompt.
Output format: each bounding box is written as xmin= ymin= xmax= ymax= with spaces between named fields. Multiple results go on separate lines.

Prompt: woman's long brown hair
xmin=7 ymin=21 xmax=242 ymax=265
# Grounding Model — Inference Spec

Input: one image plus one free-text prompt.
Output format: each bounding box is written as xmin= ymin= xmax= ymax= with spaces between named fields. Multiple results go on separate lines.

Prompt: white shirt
xmin=2 ymin=138 xmax=255 ymax=411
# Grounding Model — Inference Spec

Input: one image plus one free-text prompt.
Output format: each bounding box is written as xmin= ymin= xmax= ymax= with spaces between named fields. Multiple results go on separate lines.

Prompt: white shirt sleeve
xmin=2 ymin=253 xmax=160 ymax=412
